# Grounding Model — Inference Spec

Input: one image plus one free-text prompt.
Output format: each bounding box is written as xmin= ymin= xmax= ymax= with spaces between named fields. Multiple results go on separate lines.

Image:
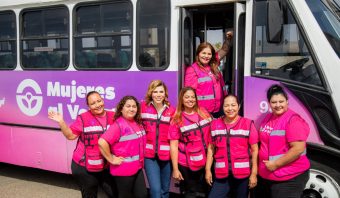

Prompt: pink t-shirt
xmin=70 ymin=114 xmax=108 ymax=166
xmin=100 ymin=118 xmax=144 ymax=171
xmin=101 ymin=119 xmax=141 ymax=145
xmin=259 ymin=114 xmax=309 ymax=181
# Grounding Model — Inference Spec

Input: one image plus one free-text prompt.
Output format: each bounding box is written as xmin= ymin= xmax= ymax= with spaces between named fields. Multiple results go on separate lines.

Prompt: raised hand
xmin=48 ymin=111 xmax=64 ymax=123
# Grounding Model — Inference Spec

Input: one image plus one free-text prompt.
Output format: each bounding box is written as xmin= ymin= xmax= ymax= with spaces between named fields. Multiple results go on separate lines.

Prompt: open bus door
xmin=233 ymin=2 xmax=246 ymax=115
xmin=179 ymin=2 xmax=235 ymax=91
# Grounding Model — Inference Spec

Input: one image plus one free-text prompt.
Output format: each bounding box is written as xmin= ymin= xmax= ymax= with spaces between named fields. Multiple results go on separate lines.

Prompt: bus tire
xmin=303 ymin=159 xmax=340 ymax=198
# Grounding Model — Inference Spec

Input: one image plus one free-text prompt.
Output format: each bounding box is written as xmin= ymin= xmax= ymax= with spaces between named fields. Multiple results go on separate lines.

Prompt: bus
xmin=0 ymin=0 xmax=339 ymax=196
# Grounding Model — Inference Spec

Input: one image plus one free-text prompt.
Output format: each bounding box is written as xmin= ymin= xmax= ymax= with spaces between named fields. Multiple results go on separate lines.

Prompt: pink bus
xmin=0 ymin=0 xmax=339 ymax=196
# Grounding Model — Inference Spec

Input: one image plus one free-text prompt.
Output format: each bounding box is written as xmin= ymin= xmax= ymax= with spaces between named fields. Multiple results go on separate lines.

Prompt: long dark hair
xmin=114 ymin=95 xmax=142 ymax=124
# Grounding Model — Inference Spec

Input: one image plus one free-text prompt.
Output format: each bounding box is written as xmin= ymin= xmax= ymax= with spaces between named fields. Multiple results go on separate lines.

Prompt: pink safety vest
xmin=211 ymin=117 xmax=253 ymax=179
xmin=260 ymin=109 xmax=310 ymax=180
xmin=110 ymin=117 xmax=146 ymax=176
xmin=78 ymin=110 xmax=115 ymax=172
xmin=191 ymin=62 xmax=227 ymax=113
xmin=141 ymin=101 xmax=175 ymax=160
xmin=178 ymin=112 xmax=212 ymax=171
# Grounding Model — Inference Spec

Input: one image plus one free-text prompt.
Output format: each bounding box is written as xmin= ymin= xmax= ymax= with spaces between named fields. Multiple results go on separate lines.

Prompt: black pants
xmin=178 ymin=165 xmax=209 ymax=198
xmin=71 ymin=160 xmax=117 ymax=198
xmin=253 ymin=170 xmax=309 ymax=198
xmin=113 ymin=169 xmax=148 ymax=198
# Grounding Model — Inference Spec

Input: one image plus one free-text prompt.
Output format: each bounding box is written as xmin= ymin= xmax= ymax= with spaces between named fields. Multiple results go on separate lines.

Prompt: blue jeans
xmin=144 ymin=157 xmax=171 ymax=198
xmin=209 ymin=175 xmax=249 ymax=198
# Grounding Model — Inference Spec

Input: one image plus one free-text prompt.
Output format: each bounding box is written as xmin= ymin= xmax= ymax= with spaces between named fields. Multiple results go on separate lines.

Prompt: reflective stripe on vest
xmin=119 ymin=130 xmax=146 ymax=142
xmin=268 ymin=129 xmax=287 ymax=161
xmin=160 ymin=116 xmax=171 ymax=122
xmin=88 ymin=159 xmax=104 ymax=165
xmin=180 ymin=118 xmax=212 ymax=133
xmin=146 ymin=143 xmax=169 ymax=151
xmin=197 ymin=94 xmax=215 ymax=101
xmin=180 ymin=123 xmax=197 ymax=132
xmin=270 ymin=130 xmax=286 ymax=136
xmin=190 ymin=154 xmax=204 ymax=161
xmin=160 ymin=145 xmax=170 ymax=151
xmin=211 ymin=129 xmax=227 ymax=136
xmin=84 ymin=126 xmax=105 ymax=133
xmin=200 ymin=118 xmax=212 ymax=126
xmin=141 ymin=113 xmax=171 ymax=122
xmin=123 ymin=155 xmax=140 ymax=162
xmin=146 ymin=143 xmax=153 ymax=149
xmin=141 ymin=113 xmax=157 ymax=120
xmin=230 ymin=129 xmax=250 ymax=136
xmin=215 ymin=162 xmax=226 ymax=168
xmin=234 ymin=162 xmax=250 ymax=168
xmin=198 ymin=76 xmax=212 ymax=83
xmin=269 ymin=149 xmax=307 ymax=161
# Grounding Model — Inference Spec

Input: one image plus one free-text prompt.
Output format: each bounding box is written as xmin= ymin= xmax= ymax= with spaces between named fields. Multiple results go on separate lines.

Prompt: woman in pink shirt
xmin=256 ymin=84 xmax=310 ymax=198
xmin=99 ymin=96 xmax=147 ymax=198
xmin=48 ymin=91 xmax=116 ymax=198
xmin=169 ymin=87 xmax=212 ymax=197
xmin=205 ymin=94 xmax=258 ymax=198
xmin=185 ymin=31 xmax=233 ymax=118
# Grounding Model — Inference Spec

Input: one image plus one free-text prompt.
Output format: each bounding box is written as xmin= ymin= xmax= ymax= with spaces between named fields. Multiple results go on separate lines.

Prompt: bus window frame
xmin=72 ymin=0 xmax=133 ymax=71
xmin=19 ymin=5 xmax=70 ymax=70
xmin=0 ymin=10 xmax=16 ymax=70
xmin=136 ymin=0 xmax=171 ymax=71
xmin=251 ymin=0 xmax=327 ymax=91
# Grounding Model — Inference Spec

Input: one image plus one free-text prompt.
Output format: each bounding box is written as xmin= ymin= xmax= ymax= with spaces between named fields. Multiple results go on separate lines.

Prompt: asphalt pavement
xmin=0 ymin=162 xmax=108 ymax=198
xmin=0 ymin=162 xmax=183 ymax=198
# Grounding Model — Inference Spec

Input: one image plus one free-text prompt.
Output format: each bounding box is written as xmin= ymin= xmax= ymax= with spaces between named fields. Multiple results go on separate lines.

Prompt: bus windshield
xmin=307 ymin=0 xmax=340 ymax=57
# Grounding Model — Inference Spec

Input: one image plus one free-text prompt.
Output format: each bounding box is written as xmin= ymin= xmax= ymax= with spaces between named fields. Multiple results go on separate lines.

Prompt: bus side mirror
xmin=267 ymin=0 xmax=283 ymax=43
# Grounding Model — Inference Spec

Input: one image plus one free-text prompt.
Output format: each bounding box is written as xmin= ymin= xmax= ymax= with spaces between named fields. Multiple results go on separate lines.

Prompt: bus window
xmin=74 ymin=2 xmax=132 ymax=70
xmin=306 ymin=0 xmax=340 ymax=58
xmin=253 ymin=2 xmax=323 ymax=87
xmin=21 ymin=6 xmax=69 ymax=69
xmin=0 ymin=11 xmax=16 ymax=69
xmin=137 ymin=0 xmax=170 ymax=70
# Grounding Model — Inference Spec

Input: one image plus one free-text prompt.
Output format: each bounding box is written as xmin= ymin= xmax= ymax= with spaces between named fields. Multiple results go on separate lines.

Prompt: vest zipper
xmin=155 ymin=105 xmax=166 ymax=156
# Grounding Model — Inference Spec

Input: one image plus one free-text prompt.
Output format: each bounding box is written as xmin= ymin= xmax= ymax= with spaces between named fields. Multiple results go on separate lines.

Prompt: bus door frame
xmin=179 ymin=8 xmax=194 ymax=89
xmin=233 ymin=2 xmax=246 ymax=115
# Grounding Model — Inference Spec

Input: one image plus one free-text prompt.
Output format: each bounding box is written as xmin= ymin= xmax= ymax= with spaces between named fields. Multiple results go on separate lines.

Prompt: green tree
xmin=214 ymin=42 xmax=222 ymax=50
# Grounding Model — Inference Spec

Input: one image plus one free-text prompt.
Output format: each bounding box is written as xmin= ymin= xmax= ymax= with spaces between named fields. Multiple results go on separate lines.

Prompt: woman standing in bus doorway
xmin=255 ymin=84 xmax=310 ymax=198
xmin=98 ymin=96 xmax=148 ymax=198
xmin=48 ymin=91 xmax=116 ymax=198
xmin=205 ymin=94 xmax=258 ymax=198
xmin=141 ymin=80 xmax=176 ymax=198
xmin=169 ymin=87 xmax=212 ymax=197
xmin=185 ymin=31 xmax=233 ymax=118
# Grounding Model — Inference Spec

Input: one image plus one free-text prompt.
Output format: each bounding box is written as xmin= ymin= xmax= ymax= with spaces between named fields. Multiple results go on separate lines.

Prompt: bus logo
xmin=16 ymin=79 xmax=43 ymax=116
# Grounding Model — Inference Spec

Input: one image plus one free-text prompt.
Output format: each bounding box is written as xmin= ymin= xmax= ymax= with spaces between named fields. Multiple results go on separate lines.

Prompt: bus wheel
xmin=302 ymin=160 xmax=340 ymax=198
